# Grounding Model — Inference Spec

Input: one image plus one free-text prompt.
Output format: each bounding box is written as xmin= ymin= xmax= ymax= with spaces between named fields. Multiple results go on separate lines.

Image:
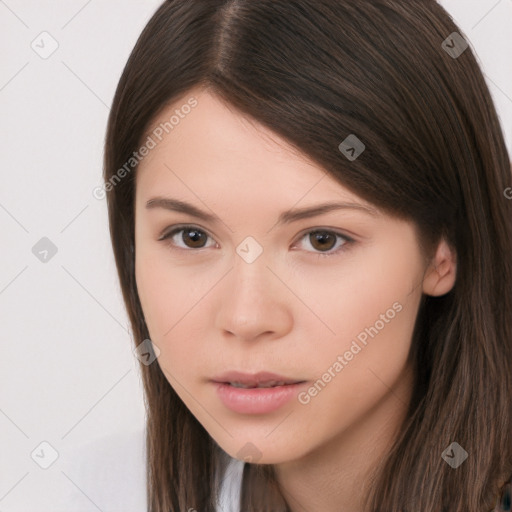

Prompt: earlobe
xmin=422 ymin=238 xmax=457 ymax=297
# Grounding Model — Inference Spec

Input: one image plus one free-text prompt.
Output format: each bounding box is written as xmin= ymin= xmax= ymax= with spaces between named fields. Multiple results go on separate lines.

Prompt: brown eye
xmin=160 ymin=226 xmax=214 ymax=250
xmin=308 ymin=231 xmax=337 ymax=252
xmin=159 ymin=225 xmax=354 ymax=257
xmin=181 ymin=228 xmax=208 ymax=248
xmin=296 ymin=229 xmax=354 ymax=258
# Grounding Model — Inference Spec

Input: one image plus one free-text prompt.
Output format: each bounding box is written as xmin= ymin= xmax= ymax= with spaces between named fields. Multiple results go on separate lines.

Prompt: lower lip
xmin=214 ymin=382 xmax=307 ymax=414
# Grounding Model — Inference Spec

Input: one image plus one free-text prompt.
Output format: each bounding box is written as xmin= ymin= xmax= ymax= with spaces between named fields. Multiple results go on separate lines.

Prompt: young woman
xmin=103 ymin=1 xmax=512 ymax=510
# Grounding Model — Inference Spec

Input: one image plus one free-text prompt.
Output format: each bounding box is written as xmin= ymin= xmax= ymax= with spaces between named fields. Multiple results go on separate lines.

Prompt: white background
xmin=0 ymin=0 xmax=511 ymax=510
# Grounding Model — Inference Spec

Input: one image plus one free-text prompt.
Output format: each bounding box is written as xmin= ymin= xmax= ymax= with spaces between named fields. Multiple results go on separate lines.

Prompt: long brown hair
xmin=103 ymin=1 xmax=512 ymax=510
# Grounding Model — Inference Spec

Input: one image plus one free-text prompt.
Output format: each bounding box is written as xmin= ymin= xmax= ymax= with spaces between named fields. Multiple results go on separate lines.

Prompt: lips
xmin=213 ymin=377 xmax=308 ymax=414
xmin=211 ymin=371 xmax=305 ymax=389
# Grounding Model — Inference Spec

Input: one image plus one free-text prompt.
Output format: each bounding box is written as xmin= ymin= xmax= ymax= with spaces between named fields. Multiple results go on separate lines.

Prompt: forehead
xmin=135 ymin=88 xmax=372 ymax=211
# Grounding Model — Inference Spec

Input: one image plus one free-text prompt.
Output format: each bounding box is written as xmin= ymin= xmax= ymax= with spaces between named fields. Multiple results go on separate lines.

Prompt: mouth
xmin=211 ymin=371 xmax=307 ymax=414
xmin=211 ymin=370 xmax=306 ymax=388
xmin=226 ymin=380 xmax=303 ymax=389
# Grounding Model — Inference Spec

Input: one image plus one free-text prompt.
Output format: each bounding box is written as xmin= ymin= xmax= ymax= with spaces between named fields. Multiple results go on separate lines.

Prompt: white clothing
xmin=55 ymin=428 xmax=244 ymax=511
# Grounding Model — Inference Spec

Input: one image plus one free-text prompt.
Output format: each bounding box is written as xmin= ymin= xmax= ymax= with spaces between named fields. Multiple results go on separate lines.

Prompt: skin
xmin=134 ymin=86 xmax=457 ymax=512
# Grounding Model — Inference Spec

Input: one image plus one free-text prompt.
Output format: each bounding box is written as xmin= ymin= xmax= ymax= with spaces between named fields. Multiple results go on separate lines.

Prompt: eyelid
xmin=158 ymin=223 xmax=208 ymax=241
xmin=291 ymin=227 xmax=355 ymax=256
xmin=158 ymin=224 xmax=355 ymax=256
xmin=293 ymin=226 xmax=355 ymax=243
xmin=158 ymin=224 xmax=218 ymax=249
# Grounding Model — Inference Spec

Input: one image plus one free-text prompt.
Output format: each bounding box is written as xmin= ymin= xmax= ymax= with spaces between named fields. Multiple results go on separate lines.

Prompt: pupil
xmin=311 ymin=231 xmax=334 ymax=251
xmin=185 ymin=229 xmax=205 ymax=247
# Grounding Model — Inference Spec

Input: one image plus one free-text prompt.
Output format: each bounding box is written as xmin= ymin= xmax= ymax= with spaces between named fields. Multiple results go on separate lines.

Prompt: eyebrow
xmin=145 ymin=197 xmax=379 ymax=225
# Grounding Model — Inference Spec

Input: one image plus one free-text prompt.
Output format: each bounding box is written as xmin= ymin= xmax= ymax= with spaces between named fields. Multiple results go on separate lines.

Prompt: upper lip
xmin=211 ymin=371 xmax=305 ymax=386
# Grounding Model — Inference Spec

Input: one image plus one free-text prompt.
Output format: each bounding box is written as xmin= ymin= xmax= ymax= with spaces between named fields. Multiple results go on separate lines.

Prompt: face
xmin=134 ymin=86 xmax=436 ymax=465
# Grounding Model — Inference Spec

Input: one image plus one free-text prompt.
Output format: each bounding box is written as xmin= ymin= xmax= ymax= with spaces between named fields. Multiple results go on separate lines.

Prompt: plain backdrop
xmin=0 ymin=1 xmax=511 ymax=510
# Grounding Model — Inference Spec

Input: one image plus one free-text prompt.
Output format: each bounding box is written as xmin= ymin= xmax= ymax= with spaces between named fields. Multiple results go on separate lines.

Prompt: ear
xmin=422 ymin=238 xmax=457 ymax=297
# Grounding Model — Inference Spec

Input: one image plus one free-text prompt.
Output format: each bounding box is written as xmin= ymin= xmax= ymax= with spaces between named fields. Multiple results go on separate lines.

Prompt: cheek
xmin=293 ymin=246 xmax=419 ymax=353
xmin=305 ymin=287 xmax=418 ymax=384
xmin=135 ymin=255 xmax=169 ymax=337
xmin=292 ymin=296 xmax=419 ymax=451
xmin=135 ymin=254 xmax=209 ymax=372
xmin=294 ymin=246 xmax=421 ymax=402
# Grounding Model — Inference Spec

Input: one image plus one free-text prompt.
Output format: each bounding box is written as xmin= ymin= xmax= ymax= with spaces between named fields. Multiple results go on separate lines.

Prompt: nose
xmin=214 ymin=251 xmax=294 ymax=343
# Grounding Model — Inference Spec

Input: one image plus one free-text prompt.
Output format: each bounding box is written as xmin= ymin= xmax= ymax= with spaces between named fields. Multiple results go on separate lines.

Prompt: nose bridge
xmin=230 ymin=233 xmax=274 ymax=295
xmin=229 ymin=242 xmax=274 ymax=310
xmin=215 ymin=240 xmax=292 ymax=340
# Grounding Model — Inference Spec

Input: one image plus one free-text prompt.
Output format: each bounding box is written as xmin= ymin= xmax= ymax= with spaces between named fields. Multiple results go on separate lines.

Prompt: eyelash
xmin=158 ymin=225 xmax=355 ymax=258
